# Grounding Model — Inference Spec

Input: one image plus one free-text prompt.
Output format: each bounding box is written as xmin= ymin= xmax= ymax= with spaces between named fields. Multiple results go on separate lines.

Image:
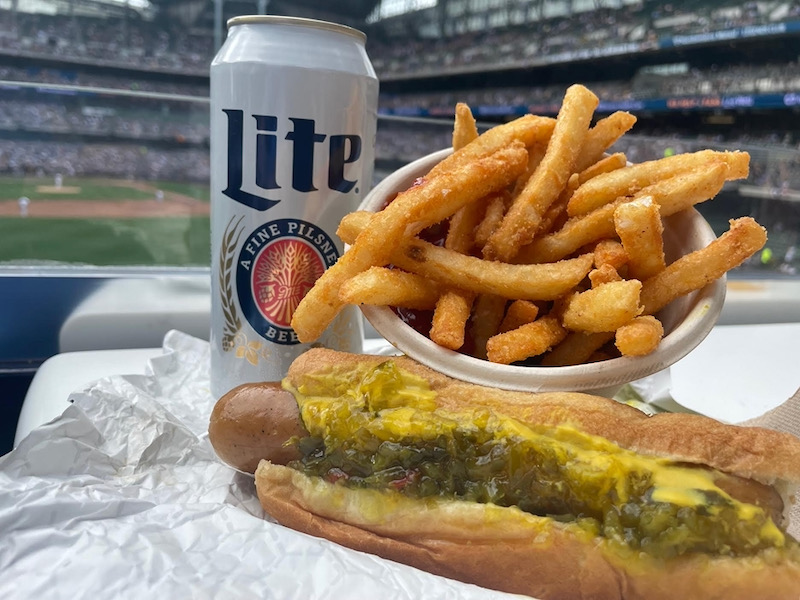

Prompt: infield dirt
xmin=0 ymin=181 xmax=209 ymax=219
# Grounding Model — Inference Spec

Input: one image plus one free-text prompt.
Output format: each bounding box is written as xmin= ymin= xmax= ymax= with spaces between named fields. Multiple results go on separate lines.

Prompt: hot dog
xmin=208 ymin=348 xmax=800 ymax=600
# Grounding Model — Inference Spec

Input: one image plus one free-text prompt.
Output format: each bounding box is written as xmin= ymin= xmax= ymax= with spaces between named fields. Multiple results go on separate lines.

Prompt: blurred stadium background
xmin=1 ymin=0 xmax=799 ymax=272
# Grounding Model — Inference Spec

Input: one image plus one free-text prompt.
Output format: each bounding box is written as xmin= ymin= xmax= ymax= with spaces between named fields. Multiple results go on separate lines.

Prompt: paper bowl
xmin=358 ymin=149 xmax=725 ymax=397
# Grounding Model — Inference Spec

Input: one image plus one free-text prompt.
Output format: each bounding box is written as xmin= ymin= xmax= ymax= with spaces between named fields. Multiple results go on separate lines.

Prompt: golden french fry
xmin=430 ymin=103 xmax=482 ymax=350
xmin=339 ymin=267 xmax=439 ymax=310
xmin=594 ymin=239 xmax=628 ymax=270
xmin=517 ymin=162 xmax=729 ymax=264
xmin=614 ymin=196 xmax=666 ymax=281
xmin=536 ymin=194 xmax=569 ymax=239
xmin=474 ymin=191 xmax=510 ymax=249
xmin=499 ymin=300 xmax=540 ymax=333
xmin=292 ymin=143 xmax=528 ymax=342
xmin=589 ymin=263 xmax=622 ymax=288
xmin=430 ymin=289 xmax=475 ymax=350
xmin=453 ymin=102 xmax=479 ymax=151
xmin=398 ymin=242 xmax=594 ymax=301
xmin=534 ymin=173 xmax=576 ymax=239
xmin=539 ymin=152 xmax=627 ymax=238
xmin=337 ymin=210 xmax=372 ymax=243
xmin=567 ymin=150 xmax=750 ymax=217
xmin=515 ymin=200 xmax=621 ymax=265
xmin=486 ymin=315 xmax=567 ymax=364
xmin=615 ymin=315 xmax=664 ymax=357
xmin=540 ymin=331 xmax=615 ymax=366
xmin=471 ymin=294 xmax=508 ymax=359
xmin=337 ymin=211 xmax=594 ymax=301
xmin=562 ymin=279 xmax=642 ymax=333
xmin=640 ymin=217 xmax=767 ymax=315
xmin=484 ymin=85 xmax=599 ymax=261
xmin=445 ymin=103 xmax=483 ymax=254
xmin=579 ymin=152 xmax=628 ymax=181
xmin=633 ymin=162 xmax=732 ymax=218
xmin=512 ymin=142 xmax=549 ymax=197
xmin=574 ymin=111 xmax=637 ymax=173
xmin=429 ymin=102 xmax=483 ymax=350
xmin=428 ymin=114 xmax=555 ymax=178
xmin=537 ymin=154 xmax=626 ymax=239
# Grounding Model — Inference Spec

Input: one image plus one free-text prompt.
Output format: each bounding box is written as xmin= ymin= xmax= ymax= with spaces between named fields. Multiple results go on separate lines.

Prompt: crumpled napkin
xmin=0 ymin=331 xmax=523 ymax=600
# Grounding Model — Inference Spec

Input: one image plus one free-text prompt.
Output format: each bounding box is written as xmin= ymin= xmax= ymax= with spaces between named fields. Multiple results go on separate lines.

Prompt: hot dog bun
xmin=209 ymin=348 xmax=800 ymax=599
xmin=256 ymin=460 xmax=800 ymax=600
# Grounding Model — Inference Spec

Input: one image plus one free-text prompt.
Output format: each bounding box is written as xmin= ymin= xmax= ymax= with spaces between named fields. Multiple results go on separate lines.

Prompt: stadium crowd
xmin=0 ymin=3 xmax=798 ymax=202
xmin=0 ymin=65 xmax=208 ymax=96
xmin=0 ymin=139 xmax=209 ymax=182
xmin=0 ymin=1 xmax=799 ymax=78
xmin=0 ymin=99 xmax=209 ymax=144
xmin=380 ymin=60 xmax=800 ymax=112
xmin=0 ymin=3 xmax=796 ymax=276
xmin=370 ymin=0 xmax=800 ymax=77
xmin=5 ymin=59 xmax=800 ymax=124
xmin=0 ymin=10 xmax=209 ymax=73
xmin=0 ymin=106 xmax=796 ymax=190
xmin=375 ymin=123 xmax=800 ymax=192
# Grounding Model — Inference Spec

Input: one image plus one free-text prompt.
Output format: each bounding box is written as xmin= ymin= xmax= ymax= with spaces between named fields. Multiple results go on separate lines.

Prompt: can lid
xmin=227 ymin=15 xmax=366 ymax=43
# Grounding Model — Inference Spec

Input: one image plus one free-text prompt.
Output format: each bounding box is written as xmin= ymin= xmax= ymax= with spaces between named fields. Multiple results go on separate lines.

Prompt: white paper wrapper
xmin=0 ymin=331 xmax=524 ymax=600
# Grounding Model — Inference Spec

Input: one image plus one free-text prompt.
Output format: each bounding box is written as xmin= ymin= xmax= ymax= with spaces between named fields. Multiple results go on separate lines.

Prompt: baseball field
xmin=0 ymin=176 xmax=211 ymax=266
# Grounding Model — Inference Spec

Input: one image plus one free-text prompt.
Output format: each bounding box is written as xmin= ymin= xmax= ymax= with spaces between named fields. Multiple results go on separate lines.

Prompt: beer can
xmin=209 ymin=16 xmax=378 ymax=398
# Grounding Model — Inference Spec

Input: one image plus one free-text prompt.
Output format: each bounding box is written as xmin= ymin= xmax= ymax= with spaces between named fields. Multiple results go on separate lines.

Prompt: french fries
xmin=339 ymin=267 xmax=440 ymax=310
xmin=593 ymin=239 xmax=628 ymax=271
xmin=640 ymin=217 xmax=766 ymax=315
xmin=452 ymin=102 xmax=479 ymax=150
xmin=486 ymin=316 xmax=566 ymax=365
xmin=471 ymin=294 xmax=509 ymax=360
xmin=516 ymin=162 xmax=731 ymax=265
xmin=431 ymin=290 xmax=475 ymax=350
xmin=589 ymin=263 xmax=623 ymax=287
xmin=540 ymin=332 xmax=615 ymax=367
xmin=615 ymin=316 xmax=664 ymax=357
xmin=291 ymin=142 xmax=528 ymax=342
xmin=292 ymin=85 xmax=766 ymax=368
xmin=430 ymin=103 xmax=481 ymax=350
xmin=474 ymin=191 xmax=510 ymax=249
xmin=562 ymin=280 xmax=643 ymax=333
xmin=499 ymin=300 xmax=541 ymax=333
xmin=566 ymin=149 xmax=750 ymax=218
xmin=484 ymin=85 xmax=599 ymax=261
xmin=338 ymin=211 xmax=594 ymax=301
xmin=614 ymin=197 xmax=665 ymax=281
xmin=427 ymin=114 xmax=554 ymax=178
xmin=574 ymin=111 xmax=637 ymax=172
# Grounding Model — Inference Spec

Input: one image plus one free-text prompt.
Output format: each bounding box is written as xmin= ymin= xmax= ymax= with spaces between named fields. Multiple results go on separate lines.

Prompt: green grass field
xmin=0 ymin=177 xmax=150 ymax=201
xmin=0 ymin=216 xmax=211 ymax=266
xmin=0 ymin=176 xmax=211 ymax=266
xmin=0 ymin=176 xmax=209 ymax=202
xmin=152 ymin=180 xmax=211 ymax=202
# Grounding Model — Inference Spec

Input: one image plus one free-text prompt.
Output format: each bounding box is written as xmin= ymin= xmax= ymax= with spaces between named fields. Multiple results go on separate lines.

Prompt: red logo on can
xmin=251 ymin=238 xmax=324 ymax=328
xmin=237 ymin=218 xmax=340 ymax=345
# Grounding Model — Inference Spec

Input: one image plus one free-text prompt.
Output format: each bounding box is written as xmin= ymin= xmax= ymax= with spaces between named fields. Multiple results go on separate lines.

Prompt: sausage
xmin=716 ymin=472 xmax=785 ymax=526
xmin=209 ymin=381 xmax=786 ymax=525
xmin=208 ymin=382 xmax=308 ymax=473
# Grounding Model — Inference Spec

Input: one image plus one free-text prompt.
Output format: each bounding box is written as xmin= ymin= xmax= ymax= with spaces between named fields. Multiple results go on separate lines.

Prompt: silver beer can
xmin=210 ymin=16 xmax=378 ymax=398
